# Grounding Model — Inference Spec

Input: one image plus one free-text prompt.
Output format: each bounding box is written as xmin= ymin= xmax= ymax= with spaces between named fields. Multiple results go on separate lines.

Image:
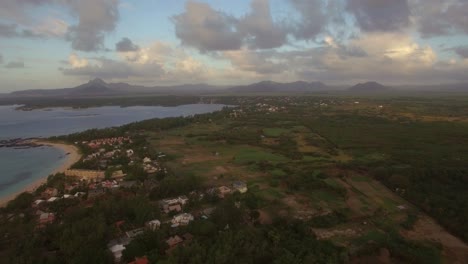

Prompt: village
xmin=11 ymin=136 xmax=249 ymax=264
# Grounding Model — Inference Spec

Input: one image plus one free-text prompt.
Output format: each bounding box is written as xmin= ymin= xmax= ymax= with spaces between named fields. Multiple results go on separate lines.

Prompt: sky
xmin=1 ymin=0 xmax=468 ymax=91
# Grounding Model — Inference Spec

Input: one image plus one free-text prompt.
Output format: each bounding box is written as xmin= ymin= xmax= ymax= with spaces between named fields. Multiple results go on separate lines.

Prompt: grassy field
xmin=141 ymin=95 xmax=468 ymax=263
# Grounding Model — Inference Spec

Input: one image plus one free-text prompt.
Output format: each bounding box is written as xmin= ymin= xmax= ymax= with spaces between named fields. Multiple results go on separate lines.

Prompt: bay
xmin=0 ymin=104 xmax=226 ymax=201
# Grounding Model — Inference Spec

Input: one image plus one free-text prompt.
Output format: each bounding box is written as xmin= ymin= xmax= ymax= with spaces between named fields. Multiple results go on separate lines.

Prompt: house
xmin=126 ymin=149 xmax=134 ymax=157
xmin=63 ymin=194 xmax=73 ymax=199
xmin=41 ymin=187 xmax=58 ymax=199
xmin=108 ymin=240 xmax=127 ymax=262
xmin=143 ymin=157 xmax=152 ymax=163
xmin=111 ymin=170 xmax=127 ymax=180
xmin=74 ymin=191 xmax=86 ymax=197
xmin=166 ymin=235 xmax=183 ymax=248
xmin=126 ymin=228 xmax=145 ymax=239
xmin=171 ymin=213 xmax=194 ymax=226
xmin=47 ymin=197 xmax=60 ymax=203
xmin=217 ymin=186 xmax=232 ymax=198
xmin=65 ymin=169 xmax=105 ymax=181
xmin=102 ymin=180 xmax=119 ymax=189
xmin=147 ymin=219 xmax=161 ymax=231
xmin=128 ymin=256 xmax=149 ymax=264
xmin=160 ymin=196 xmax=189 ymax=213
xmin=232 ymin=181 xmax=248 ymax=193
xmin=33 ymin=199 xmax=45 ymax=206
xmin=38 ymin=212 xmax=55 ymax=226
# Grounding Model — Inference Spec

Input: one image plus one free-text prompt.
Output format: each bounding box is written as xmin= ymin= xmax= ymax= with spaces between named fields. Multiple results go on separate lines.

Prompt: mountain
xmin=68 ymin=78 xmax=117 ymax=95
xmin=9 ymin=78 xmax=118 ymax=97
xmin=8 ymin=79 xmax=223 ymax=97
xmin=228 ymin=81 xmax=328 ymax=93
xmin=348 ymin=81 xmax=390 ymax=92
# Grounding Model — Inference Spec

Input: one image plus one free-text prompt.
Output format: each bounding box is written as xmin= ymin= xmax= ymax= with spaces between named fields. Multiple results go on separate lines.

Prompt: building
xmin=126 ymin=149 xmax=134 ymax=157
xmin=218 ymin=186 xmax=232 ymax=198
xmin=65 ymin=169 xmax=105 ymax=181
xmin=160 ymin=196 xmax=189 ymax=213
xmin=166 ymin=235 xmax=183 ymax=248
xmin=147 ymin=219 xmax=161 ymax=231
xmin=171 ymin=213 xmax=194 ymax=226
xmin=126 ymin=228 xmax=145 ymax=239
xmin=47 ymin=197 xmax=60 ymax=203
xmin=111 ymin=170 xmax=127 ymax=180
xmin=38 ymin=212 xmax=55 ymax=227
xmin=232 ymin=181 xmax=248 ymax=193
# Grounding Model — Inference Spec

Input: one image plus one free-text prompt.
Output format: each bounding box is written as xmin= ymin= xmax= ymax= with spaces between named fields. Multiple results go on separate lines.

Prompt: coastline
xmin=0 ymin=140 xmax=81 ymax=207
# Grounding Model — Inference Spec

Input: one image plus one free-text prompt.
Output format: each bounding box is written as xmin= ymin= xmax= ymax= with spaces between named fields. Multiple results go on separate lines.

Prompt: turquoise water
xmin=0 ymin=147 xmax=67 ymax=199
xmin=0 ymin=104 xmax=226 ymax=201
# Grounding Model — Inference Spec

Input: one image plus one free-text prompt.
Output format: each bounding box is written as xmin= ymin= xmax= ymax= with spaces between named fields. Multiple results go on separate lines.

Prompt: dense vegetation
xmin=3 ymin=95 xmax=468 ymax=263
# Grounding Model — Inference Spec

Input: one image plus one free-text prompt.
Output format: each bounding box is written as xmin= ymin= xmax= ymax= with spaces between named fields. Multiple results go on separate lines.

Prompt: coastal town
xmin=2 ymin=135 xmax=250 ymax=263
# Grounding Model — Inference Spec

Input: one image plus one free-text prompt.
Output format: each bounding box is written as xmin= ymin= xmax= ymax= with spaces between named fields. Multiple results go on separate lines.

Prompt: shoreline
xmin=0 ymin=140 xmax=81 ymax=207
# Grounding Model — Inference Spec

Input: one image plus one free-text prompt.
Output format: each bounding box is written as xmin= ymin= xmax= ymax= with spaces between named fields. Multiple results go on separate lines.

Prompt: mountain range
xmin=3 ymin=79 xmax=468 ymax=98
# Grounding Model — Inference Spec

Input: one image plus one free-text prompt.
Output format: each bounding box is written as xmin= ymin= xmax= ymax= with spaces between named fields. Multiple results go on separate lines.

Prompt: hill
xmin=228 ymin=81 xmax=328 ymax=93
xmin=348 ymin=81 xmax=390 ymax=92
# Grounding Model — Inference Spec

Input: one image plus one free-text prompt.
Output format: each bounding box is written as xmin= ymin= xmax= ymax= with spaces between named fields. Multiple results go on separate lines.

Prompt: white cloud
xmin=69 ymin=53 xmax=89 ymax=68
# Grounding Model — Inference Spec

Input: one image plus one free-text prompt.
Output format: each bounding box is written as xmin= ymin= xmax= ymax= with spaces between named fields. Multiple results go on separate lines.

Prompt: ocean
xmin=0 ymin=104 xmax=226 ymax=200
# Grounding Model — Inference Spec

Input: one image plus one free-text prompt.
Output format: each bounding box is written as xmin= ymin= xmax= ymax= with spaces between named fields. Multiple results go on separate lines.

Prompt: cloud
xmin=66 ymin=0 xmax=120 ymax=51
xmin=347 ymin=0 xmax=411 ymax=32
xmin=62 ymin=57 xmax=139 ymax=79
xmin=224 ymin=49 xmax=286 ymax=74
xmin=454 ymin=46 xmax=468 ymax=59
xmin=0 ymin=23 xmax=44 ymax=38
xmin=416 ymin=0 xmax=468 ymax=37
xmin=69 ymin=53 xmax=89 ymax=68
xmin=34 ymin=17 xmax=69 ymax=37
xmin=115 ymin=37 xmax=140 ymax=52
xmin=237 ymin=0 xmax=288 ymax=49
xmin=5 ymin=61 xmax=25 ymax=69
xmin=288 ymin=0 xmax=328 ymax=40
xmin=0 ymin=0 xmax=118 ymax=51
xmin=172 ymin=0 xmax=290 ymax=51
xmin=172 ymin=1 xmax=243 ymax=52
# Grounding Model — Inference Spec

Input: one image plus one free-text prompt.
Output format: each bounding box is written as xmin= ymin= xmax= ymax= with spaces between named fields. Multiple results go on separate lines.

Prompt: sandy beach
xmin=0 ymin=140 xmax=81 ymax=207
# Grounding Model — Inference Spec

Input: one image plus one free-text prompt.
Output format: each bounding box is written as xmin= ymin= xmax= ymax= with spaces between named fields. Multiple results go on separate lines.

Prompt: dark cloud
xmin=417 ymin=0 xmax=468 ymax=37
xmin=347 ymin=0 xmax=411 ymax=32
xmin=0 ymin=23 xmax=43 ymax=38
xmin=173 ymin=0 xmax=289 ymax=51
xmin=454 ymin=46 xmax=468 ymax=58
xmin=238 ymin=0 xmax=288 ymax=49
xmin=288 ymin=0 xmax=327 ymax=40
xmin=5 ymin=61 xmax=25 ymax=69
xmin=66 ymin=0 xmax=119 ymax=52
xmin=340 ymin=46 xmax=368 ymax=58
xmin=0 ymin=0 xmax=119 ymax=51
xmin=116 ymin=37 xmax=140 ymax=52
xmin=172 ymin=1 xmax=243 ymax=52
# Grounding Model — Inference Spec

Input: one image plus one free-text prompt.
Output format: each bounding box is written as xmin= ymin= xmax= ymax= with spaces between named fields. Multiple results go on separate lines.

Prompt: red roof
xmin=129 ymin=256 xmax=149 ymax=264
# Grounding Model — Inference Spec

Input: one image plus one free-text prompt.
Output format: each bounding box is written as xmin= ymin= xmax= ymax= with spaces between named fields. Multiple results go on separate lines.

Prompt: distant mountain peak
xmin=228 ymin=81 xmax=328 ymax=93
xmin=348 ymin=81 xmax=389 ymax=92
xmin=88 ymin=78 xmax=107 ymax=85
